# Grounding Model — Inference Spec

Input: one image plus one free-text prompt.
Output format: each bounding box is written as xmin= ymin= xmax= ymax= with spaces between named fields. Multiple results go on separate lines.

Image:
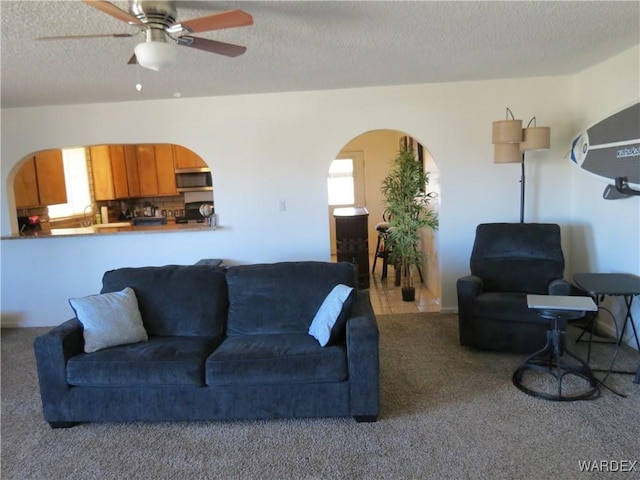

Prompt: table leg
xmin=618 ymin=295 xmax=640 ymax=351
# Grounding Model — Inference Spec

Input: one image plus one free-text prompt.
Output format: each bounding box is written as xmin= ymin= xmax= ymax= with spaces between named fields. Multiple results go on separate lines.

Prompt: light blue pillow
xmin=308 ymin=284 xmax=354 ymax=347
xmin=69 ymin=287 xmax=148 ymax=353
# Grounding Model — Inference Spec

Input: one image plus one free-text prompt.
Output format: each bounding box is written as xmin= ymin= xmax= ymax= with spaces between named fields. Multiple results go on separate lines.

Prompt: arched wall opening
xmin=327 ymin=129 xmax=441 ymax=309
xmin=6 ymin=143 xmax=213 ymax=235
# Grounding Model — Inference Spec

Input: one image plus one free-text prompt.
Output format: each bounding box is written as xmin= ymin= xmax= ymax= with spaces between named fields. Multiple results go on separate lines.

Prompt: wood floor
xmin=334 ymin=255 xmax=440 ymax=315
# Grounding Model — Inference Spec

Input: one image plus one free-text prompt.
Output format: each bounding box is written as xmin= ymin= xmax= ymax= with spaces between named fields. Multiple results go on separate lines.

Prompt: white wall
xmin=0 ymin=73 xmax=598 ymax=327
xmin=569 ymin=45 xmax=640 ymax=348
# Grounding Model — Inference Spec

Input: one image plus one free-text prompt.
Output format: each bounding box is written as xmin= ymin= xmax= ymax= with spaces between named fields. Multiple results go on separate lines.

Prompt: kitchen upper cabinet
xmin=136 ymin=145 xmax=159 ymax=196
xmin=35 ymin=150 xmax=67 ymax=205
xmin=109 ymin=145 xmax=130 ymax=199
xmin=14 ymin=158 xmax=39 ymax=208
xmin=123 ymin=145 xmax=141 ymax=198
xmin=173 ymin=145 xmax=208 ymax=170
xmin=89 ymin=143 xmax=180 ymax=200
xmin=107 ymin=145 xmax=142 ymax=198
xmin=154 ymin=144 xmax=177 ymax=195
xmin=14 ymin=150 xmax=67 ymax=208
xmin=135 ymin=144 xmax=178 ymax=197
xmin=90 ymin=146 xmax=116 ymax=201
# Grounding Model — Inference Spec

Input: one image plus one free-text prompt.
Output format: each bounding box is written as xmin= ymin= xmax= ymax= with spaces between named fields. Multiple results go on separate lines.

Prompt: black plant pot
xmin=401 ymin=287 xmax=415 ymax=302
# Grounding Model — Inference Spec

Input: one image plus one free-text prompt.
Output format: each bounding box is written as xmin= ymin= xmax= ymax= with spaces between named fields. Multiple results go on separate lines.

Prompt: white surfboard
xmin=569 ymin=102 xmax=640 ymax=199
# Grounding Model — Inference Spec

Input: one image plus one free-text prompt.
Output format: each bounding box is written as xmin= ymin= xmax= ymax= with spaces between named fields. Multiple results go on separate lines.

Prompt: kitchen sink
xmin=131 ymin=216 xmax=167 ymax=226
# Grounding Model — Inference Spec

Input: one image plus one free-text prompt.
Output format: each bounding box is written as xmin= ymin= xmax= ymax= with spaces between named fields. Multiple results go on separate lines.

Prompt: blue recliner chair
xmin=457 ymin=223 xmax=573 ymax=353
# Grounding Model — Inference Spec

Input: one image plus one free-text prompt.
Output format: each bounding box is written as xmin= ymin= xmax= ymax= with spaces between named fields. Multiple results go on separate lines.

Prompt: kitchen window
xmin=47 ymin=148 xmax=91 ymax=219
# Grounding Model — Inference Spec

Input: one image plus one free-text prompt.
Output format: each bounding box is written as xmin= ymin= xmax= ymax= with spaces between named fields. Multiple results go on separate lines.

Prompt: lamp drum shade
xmin=520 ymin=126 xmax=551 ymax=151
xmin=492 ymin=120 xmax=523 ymax=144
xmin=494 ymin=143 xmax=522 ymax=164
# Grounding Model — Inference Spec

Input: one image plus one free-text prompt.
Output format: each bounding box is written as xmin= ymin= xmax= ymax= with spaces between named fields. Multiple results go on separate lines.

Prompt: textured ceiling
xmin=1 ymin=1 xmax=639 ymax=108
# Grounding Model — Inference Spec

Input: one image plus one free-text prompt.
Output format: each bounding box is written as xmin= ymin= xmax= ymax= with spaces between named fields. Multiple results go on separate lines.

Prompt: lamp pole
xmin=520 ymin=153 xmax=526 ymax=223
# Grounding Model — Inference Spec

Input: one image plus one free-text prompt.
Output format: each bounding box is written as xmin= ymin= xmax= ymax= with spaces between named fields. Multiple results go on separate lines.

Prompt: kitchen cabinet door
xmin=90 ymin=146 xmax=115 ymax=201
xmin=173 ymin=145 xmax=208 ymax=169
xmin=136 ymin=145 xmax=159 ymax=196
xmin=109 ymin=145 xmax=130 ymax=199
xmin=35 ymin=150 xmax=67 ymax=206
xmin=154 ymin=144 xmax=177 ymax=195
xmin=14 ymin=157 xmax=39 ymax=208
xmin=124 ymin=145 xmax=141 ymax=198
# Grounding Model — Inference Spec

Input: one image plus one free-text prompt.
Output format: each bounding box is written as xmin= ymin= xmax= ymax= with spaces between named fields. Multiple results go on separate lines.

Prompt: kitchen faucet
xmin=82 ymin=204 xmax=94 ymax=227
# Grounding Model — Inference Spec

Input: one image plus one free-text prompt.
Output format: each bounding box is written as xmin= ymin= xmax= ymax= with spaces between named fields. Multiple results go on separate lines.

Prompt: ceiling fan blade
xmin=81 ymin=0 xmax=143 ymax=25
xmin=178 ymin=36 xmax=247 ymax=57
xmin=169 ymin=10 xmax=253 ymax=34
xmin=37 ymin=33 xmax=134 ymax=40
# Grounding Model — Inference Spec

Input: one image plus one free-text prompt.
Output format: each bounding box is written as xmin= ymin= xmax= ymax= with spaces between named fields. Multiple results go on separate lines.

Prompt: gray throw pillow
xmin=69 ymin=287 xmax=148 ymax=353
xmin=308 ymin=284 xmax=354 ymax=347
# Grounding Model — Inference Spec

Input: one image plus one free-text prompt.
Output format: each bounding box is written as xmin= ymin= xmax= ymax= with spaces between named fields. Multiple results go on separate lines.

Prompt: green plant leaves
xmin=380 ymin=145 xmax=439 ymax=287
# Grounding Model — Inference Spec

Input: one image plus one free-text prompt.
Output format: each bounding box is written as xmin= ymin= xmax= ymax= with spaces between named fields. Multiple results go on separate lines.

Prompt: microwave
xmin=175 ymin=170 xmax=213 ymax=192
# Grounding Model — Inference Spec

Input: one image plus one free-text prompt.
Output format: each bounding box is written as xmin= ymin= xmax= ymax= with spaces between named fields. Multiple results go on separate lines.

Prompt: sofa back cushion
xmin=470 ymin=223 xmax=565 ymax=294
xmin=225 ymin=261 xmax=356 ymax=335
xmin=101 ymin=265 xmax=228 ymax=336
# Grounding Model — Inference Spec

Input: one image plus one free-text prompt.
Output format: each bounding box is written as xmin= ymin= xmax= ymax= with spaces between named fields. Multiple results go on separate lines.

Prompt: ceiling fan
xmin=37 ymin=0 xmax=253 ymax=71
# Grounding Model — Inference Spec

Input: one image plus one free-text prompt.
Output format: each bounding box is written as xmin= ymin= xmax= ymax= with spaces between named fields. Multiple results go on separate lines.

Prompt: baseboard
xmin=594 ymin=318 xmax=639 ymax=352
xmin=440 ymin=307 xmax=458 ymax=314
xmin=1 ymin=313 xmax=23 ymax=328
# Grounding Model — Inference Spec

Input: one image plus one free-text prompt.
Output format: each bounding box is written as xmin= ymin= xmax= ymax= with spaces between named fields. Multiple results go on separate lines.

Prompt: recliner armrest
xmin=457 ymin=275 xmax=483 ymax=346
xmin=457 ymin=275 xmax=483 ymax=298
xmin=548 ymin=279 xmax=572 ymax=296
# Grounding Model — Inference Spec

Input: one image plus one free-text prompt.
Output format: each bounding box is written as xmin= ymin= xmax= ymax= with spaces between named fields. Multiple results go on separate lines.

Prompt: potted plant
xmin=381 ymin=144 xmax=439 ymax=301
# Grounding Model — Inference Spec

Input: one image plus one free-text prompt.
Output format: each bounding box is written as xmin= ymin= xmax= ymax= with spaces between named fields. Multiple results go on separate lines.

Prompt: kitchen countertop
xmin=1 ymin=222 xmax=216 ymax=240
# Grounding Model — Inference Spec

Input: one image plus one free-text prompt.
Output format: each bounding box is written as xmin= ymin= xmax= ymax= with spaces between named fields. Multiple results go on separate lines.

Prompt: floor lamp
xmin=492 ymin=109 xmax=550 ymax=223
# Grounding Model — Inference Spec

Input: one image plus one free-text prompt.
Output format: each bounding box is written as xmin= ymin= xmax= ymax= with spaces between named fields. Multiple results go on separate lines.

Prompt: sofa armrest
xmin=346 ymin=291 xmax=379 ymax=421
xmin=456 ymin=275 xmax=483 ymax=346
xmin=33 ymin=319 xmax=84 ymax=420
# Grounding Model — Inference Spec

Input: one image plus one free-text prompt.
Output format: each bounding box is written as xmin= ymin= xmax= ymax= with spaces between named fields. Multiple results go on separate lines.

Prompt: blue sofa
xmin=34 ymin=261 xmax=379 ymax=428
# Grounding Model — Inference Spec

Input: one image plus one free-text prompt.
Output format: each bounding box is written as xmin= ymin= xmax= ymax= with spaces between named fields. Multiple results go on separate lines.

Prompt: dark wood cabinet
xmin=334 ymin=207 xmax=369 ymax=289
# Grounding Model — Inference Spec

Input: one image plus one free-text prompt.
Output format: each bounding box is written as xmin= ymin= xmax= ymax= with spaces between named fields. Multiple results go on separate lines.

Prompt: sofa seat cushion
xmin=472 ymin=292 xmax=550 ymax=324
xmin=205 ymin=333 xmax=348 ymax=386
xmin=67 ymin=336 xmax=223 ymax=387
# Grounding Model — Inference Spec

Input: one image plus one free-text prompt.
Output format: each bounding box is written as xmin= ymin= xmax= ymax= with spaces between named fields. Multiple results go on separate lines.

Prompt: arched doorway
xmin=327 ymin=129 xmax=441 ymax=313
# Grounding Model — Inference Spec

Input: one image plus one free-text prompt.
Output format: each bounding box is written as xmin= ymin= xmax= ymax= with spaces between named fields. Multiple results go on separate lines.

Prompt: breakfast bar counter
xmin=1 ymin=222 xmax=216 ymax=240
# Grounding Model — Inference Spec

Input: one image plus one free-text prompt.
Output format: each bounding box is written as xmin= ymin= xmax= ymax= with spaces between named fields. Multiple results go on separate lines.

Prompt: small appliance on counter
xmin=18 ymin=215 xmax=42 ymax=235
xmin=175 ymin=201 xmax=214 ymax=224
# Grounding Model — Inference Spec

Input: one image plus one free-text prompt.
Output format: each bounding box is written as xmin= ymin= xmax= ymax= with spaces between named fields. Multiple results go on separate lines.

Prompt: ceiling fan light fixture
xmin=134 ymin=40 xmax=177 ymax=72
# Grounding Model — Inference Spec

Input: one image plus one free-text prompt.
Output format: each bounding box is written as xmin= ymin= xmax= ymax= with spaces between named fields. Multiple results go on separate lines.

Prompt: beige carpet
xmin=2 ymin=314 xmax=639 ymax=480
